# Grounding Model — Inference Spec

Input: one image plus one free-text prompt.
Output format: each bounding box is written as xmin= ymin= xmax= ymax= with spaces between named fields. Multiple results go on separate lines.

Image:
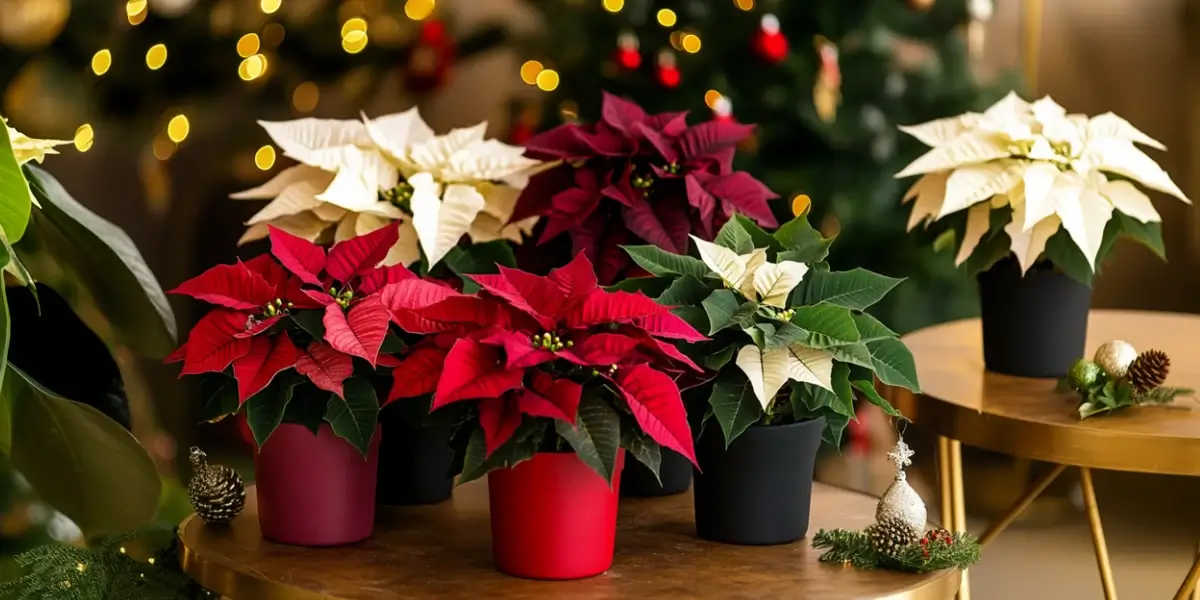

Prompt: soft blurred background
xmin=3 ymin=0 xmax=1199 ymax=597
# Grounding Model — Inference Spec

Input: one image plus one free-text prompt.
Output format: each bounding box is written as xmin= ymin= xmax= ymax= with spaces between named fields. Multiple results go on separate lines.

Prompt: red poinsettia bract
xmin=512 ymin=92 xmax=779 ymax=282
xmin=385 ymin=253 xmax=707 ymax=463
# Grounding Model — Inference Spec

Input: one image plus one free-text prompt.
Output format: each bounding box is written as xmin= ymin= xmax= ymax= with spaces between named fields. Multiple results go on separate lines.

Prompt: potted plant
xmin=620 ymin=210 xmax=921 ymax=545
xmin=511 ymin=92 xmax=777 ymax=497
xmin=895 ymin=93 xmax=1189 ymax=377
xmin=232 ymin=107 xmax=548 ymax=505
xmin=168 ymin=224 xmax=414 ymax=546
xmin=386 ymin=254 xmax=705 ymax=579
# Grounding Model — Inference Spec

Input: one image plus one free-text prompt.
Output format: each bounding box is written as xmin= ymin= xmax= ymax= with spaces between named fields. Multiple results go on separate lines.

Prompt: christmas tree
xmin=515 ymin=0 xmax=1012 ymax=332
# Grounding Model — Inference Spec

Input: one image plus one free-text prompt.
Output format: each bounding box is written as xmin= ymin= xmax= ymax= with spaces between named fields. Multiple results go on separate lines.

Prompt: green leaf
xmin=702 ymin=344 xmax=737 ymax=370
xmin=715 ymin=218 xmax=754 ymax=253
xmin=291 ymin=310 xmax=326 ymax=340
xmin=1042 ymin=227 xmax=1095 ymax=287
xmin=673 ymin=305 xmax=710 ymax=332
xmin=21 ymin=166 xmax=176 ymax=357
xmin=701 ymin=289 xmax=740 ymax=334
xmin=245 ymin=377 xmax=300 ymax=447
xmin=442 ymin=241 xmax=516 ymax=293
xmin=655 ymin=274 xmax=714 ymax=306
xmin=763 ymin=322 xmax=809 ymax=350
xmin=851 ymin=379 xmax=903 ymax=417
xmin=1114 ymin=212 xmax=1165 ymax=260
xmin=730 ymin=214 xmax=781 ymax=253
xmin=324 ymin=378 xmax=380 ymax=456
xmin=825 ymin=342 xmax=874 ymax=369
xmin=459 ymin=420 xmax=543 ymax=483
xmin=800 ymin=268 xmax=904 ymax=311
xmin=746 ymin=322 xmax=774 ymax=348
xmin=864 ymin=338 xmax=921 ymax=393
xmin=708 ymin=371 xmax=762 ymax=447
xmin=789 ymin=304 xmax=861 ymax=346
xmin=199 ymin=376 xmax=238 ymax=423
xmin=379 ymin=332 xmax=406 ymax=355
xmin=851 ymin=313 xmax=897 ymax=342
xmin=0 ymin=267 xmax=8 ymax=414
xmin=621 ymin=427 xmax=662 ymax=482
xmin=0 ymin=123 xmax=33 ymax=242
xmin=774 ymin=215 xmax=832 ymax=263
xmin=555 ymin=393 xmax=621 ymax=483
xmin=4 ymin=365 xmax=160 ymax=536
xmin=606 ymin=276 xmax=672 ymax=296
xmin=622 ymin=244 xmax=711 ymax=278
xmin=1 ymin=231 xmax=37 ymax=313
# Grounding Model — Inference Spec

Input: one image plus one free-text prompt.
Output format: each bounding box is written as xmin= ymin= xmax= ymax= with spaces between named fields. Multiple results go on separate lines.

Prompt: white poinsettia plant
xmin=617 ymin=211 xmax=920 ymax=447
xmin=896 ymin=92 xmax=1190 ymax=284
xmin=233 ymin=108 xmax=547 ymax=269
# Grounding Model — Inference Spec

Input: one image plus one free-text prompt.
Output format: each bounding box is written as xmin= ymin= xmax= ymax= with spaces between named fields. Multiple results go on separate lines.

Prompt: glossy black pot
xmin=978 ymin=258 xmax=1091 ymax=378
xmin=375 ymin=414 xmax=455 ymax=506
xmin=620 ymin=448 xmax=691 ymax=497
xmin=692 ymin=418 xmax=824 ymax=545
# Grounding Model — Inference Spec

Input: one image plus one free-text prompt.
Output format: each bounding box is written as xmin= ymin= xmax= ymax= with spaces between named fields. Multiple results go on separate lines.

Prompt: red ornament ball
xmin=616 ymin=48 xmax=641 ymax=70
xmin=657 ymin=65 xmax=681 ymax=88
xmin=404 ymin=19 xmax=455 ymax=93
xmin=754 ymin=14 xmax=789 ymax=64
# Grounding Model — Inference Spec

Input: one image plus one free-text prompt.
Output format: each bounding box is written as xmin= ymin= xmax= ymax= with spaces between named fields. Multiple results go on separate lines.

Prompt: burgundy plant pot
xmin=254 ymin=423 xmax=381 ymax=546
xmin=488 ymin=450 xmax=625 ymax=580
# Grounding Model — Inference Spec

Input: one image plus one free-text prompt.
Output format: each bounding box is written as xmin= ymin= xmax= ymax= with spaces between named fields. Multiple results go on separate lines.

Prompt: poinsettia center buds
xmin=663 ymin=162 xmax=681 ymax=174
xmin=330 ymin=287 xmax=354 ymax=309
xmin=381 ymin=181 xmax=415 ymax=212
xmin=532 ymin=331 xmax=570 ymax=352
xmin=774 ymin=307 xmax=796 ymax=321
xmin=262 ymin=297 xmax=291 ymax=317
xmin=631 ymin=173 xmax=654 ymax=190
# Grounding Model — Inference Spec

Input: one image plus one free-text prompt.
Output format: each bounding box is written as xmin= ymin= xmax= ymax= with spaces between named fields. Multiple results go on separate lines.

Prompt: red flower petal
xmin=358 ymin=264 xmax=416 ymax=295
xmin=614 ymin=364 xmax=696 ymax=465
xmin=548 ymin=253 xmax=599 ymax=310
xmin=646 ymin=111 xmax=690 ymax=137
xmin=380 ymin=279 xmax=462 ymax=333
xmin=471 ymin=270 xmax=562 ymax=329
xmin=296 ymin=341 xmax=354 ymax=398
xmin=564 ymin=289 xmax=670 ymax=329
xmin=703 ymin=171 xmax=779 ymax=228
xmin=622 ymin=196 xmax=688 ymax=254
xmin=164 ymin=343 xmax=187 ymax=364
xmin=169 ymin=263 xmax=275 ymax=310
xmin=232 ymin=334 xmax=299 ymax=403
xmin=685 ymin=174 xmax=719 ymax=238
xmin=565 ymin=332 xmax=641 ymax=366
xmin=480 ymin=329 xmax=555 ymax=369
xmin=600 ymin=91 xmax=650 ymax=134
xmin=180 ymin=309 xmax=255 ymax=375
xmin=301 ymin=289 xmax=336 ymax=307
xmin=269 ymin=226 xmax=326 ymax=286
xmin=631 ymin=313 xmax=707 ymax=342
xmin=415 ymin=296 xmax=511 ymax=329
xmin=528 ymin=371 xmax=582 ymax=423
xmin=326 ymin=222 xmax=400 ymax=283
xmin=432 ymin=339 xmax=525 ymax=409
xmin=479 ymin=397 xmax=523 ymax=456
xmin=322 ymin=296 xmax=390 ymax=366
xmin=386 ymin=346 xmax=447 ymax=404
xmin=511 ymin=164 xmax=574 ymax=222
xmin=630 ymin=330 xmax=704 ymax=372
xmin=632 ymin=121 xmax=679 ymax=163
xmin=679 ymin=121 xmax=756 ymax=162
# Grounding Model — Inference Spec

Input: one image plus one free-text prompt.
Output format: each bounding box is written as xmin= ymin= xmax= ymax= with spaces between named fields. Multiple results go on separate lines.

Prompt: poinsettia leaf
xmin=714 ymin=218 xmax=755 ymax=254
xmin=245 ymin=375 xmax=302 ymax=447
xmin=621 ymin=427 xmax=662 ymax=481
xmin=630 ymin=312 xmax=708 ymax=342
xmin=1042 ymin=227 xmax=1095 ymax=286
xmin=459 ymin=422 xmax=542 ymax=483
xmin=290 ymin=309 xmax=326 ymax=340
xmin=268 ymin=226 xmax=325 ymax=286
xmin=433 ymin=339 xmax=524 ymax=408
xmin=679 ymin=121 xmax=755 ymax=161
xmin=565 ymin=289 xmax=669 ymax=328
xmin=547 ymin=253 xmax=599 ymax=308
xmin=730 ymin=215 xmax=781 ymax=253
xmin=762 ymin=323 xmax=809 ymax=350
xmin=441 ymin=242 xmax=513 ymax=293
xmin=282 ymin=384 xmax=327 ymax=435
xmin=295 ymin=341 xmax=354 ymax=398
xmin=708 ymin=370 xmax=763 ymax=448
xmin=231 ymin=334 xmax=299 ymax=403
xmin=554 ymin=393 xmax=622 ymax=484
xmin=179 ymin=309 xmax=254 ymax=375
xmin=322 ymin=296 xmax=390 ymax=366
xmin=607 ymin=276 xmax=672 ymax=296
xmin=497 ymin=265 xmax=569 ymax=321
xmin=655 ymin=274 xmax=714 ymax=307
xmin=470 ymin=272 xmax=559 ymax=329
xmin=703 ymin=344 xmax=737 ymax=371
xmin=701 ymin=289 xmax=756 ymax=334
xmin=824 ymin=341 xmax=874 ymax=370
xmin=864 ymin=337 xmax=921 ymax=393
xmin=479 ymin=398 xmax=524 ymax=455
xmin=773 ymin=215 xmax=832 ymax=264
xmin=621 ymin=244 xmax=710 ymax=278
xmin=198 ymin=376 xmax=239 ymax=423
xmin=851 ymin=379 xmax=903 ymax=417
xmin=357 ymin=264 xmax=417 ymax=295
xmin=704 ymin=172 xmax=779 ymax=227
xmin=325 ymin=221 xmax=400 ymax=282
xmin=480 ymin=329 xmax=554 ymax=369
xmin=789 ymin=304 xmax=861 ymax=347
xmin=168 ymin=263 xmax=275 ymax=310
xmin=380 ymin=279 xmax=462 ymax=333
xmin=323 ymin=377 xmax=379 ymax=456
xmin=526 ymin=372 xmax=583 ymax=423
xmin=567 ymin=332 xmax=641 ymax=366
xmin=850 ymin=313 xmax=897 ymax=342
xmin=385 ymin=346 xmax=446 ymax=403
xmin=1114 ymin=211 xmax=1165 ymax=260
xmin=614 ymin=364 xmax=696 ymax=465
xmin=799 ymin=268 xmax=904 ymax=311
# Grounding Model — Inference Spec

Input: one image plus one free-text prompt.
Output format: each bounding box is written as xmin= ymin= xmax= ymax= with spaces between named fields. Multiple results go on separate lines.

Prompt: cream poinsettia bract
xmin=232 ymin=108 xmax=545 ymax=267
xmin=692 ymin=236 xmax=832 ymax=408
xmin=896 ymin=92 xmax=1190 ymax=273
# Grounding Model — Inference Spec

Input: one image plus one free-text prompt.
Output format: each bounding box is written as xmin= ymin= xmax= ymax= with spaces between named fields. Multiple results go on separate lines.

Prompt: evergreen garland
xmin=812 ymin=528 xmax=981 ymax=574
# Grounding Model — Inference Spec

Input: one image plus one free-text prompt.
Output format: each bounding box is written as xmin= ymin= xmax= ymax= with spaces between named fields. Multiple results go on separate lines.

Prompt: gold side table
xmin=892 ymin=309 xmax=1200 ymax=600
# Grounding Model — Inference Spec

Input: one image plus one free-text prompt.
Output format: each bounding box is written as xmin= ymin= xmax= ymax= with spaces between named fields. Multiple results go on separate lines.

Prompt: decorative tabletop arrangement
xmin=385 ymin=253 xmax=705 ymax=580
xmin=895 ymin=92 xmax=1190 ymax=377
xmin=620 ymin=208 xmax=921 ymax=545
xmin=1062 ymin=340 xmax=1193 ymax=419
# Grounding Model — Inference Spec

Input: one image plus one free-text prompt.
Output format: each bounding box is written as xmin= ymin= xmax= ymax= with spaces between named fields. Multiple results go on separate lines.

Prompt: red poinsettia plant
xmin=384 ymin=254 xmax=707 ymax=483
xmin=167 ymin=223 xmax=413 ymax=455
xmin=511 ymin=92 xmax=779 ymax=283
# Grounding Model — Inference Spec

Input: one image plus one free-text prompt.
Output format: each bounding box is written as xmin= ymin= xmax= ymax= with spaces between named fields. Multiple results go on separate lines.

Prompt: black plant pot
xmin=978 ymin=257 xmax=1092 ymax=378
xmin=375 ymin=414 xmax=455 ymax=506
xmin=692 ymin=418 xmax=825 ymax=545
xmin=620 ymin=448 xmax=691 ymax=497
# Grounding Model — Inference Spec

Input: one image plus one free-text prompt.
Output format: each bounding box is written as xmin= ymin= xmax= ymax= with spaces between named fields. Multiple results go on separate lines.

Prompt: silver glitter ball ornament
xmin=1093 ymin=340 xmax=1138 ymax=378
xmin=876 ymin=438 xmax=927 ymax=532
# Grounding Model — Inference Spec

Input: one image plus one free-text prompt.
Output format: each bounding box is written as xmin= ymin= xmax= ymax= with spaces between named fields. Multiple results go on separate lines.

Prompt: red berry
xmin=920 ymin=538 xmax=928 ymax=545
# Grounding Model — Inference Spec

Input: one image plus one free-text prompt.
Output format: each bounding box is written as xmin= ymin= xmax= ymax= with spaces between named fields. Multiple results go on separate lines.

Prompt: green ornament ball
xmin=1068 ymin=359 xmax=1102 ymax=390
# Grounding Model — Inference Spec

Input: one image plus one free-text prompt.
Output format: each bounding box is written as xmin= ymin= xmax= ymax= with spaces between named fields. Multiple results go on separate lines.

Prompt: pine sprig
xmin=812 ymin=528 xmax=981 ymax=573
xmin=1062 ymin=360 xmax=1194 ymax=419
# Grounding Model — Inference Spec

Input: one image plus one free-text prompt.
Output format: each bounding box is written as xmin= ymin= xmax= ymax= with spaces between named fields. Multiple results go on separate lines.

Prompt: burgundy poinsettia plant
xmin=511 ymin=92 xmax=779 ymax=283
xmin=167 ymin=223 xmax=415 ymax=454
xmin=384 ymin=253 xmax=708 ymax=483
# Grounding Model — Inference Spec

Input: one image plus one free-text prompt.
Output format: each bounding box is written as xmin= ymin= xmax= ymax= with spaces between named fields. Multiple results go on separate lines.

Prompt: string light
xmin=145 ymin=44 xmax=168 ymax=70
xmin=535 ymin=69 xmax=560 ymax=92
xmin=147 ymin=558 xmax=156 ymax=565
xmin=404 ymin=0 xmax=435 ymax=20
xmin=262 ymin=23 xmax=286 ymax=47
xmin=76 ymin=563 xmax=86 ymax=573
xmin=260 ymin=0 xmax=282 ymax=14
xmin=238 ymin=54 xmax=268 ymax=80
xmin=255 ymin=145 xmax=276 ymax=170
xmin=292 ymin=82 xmax=319 ymax=112
xmin=91 ymin=50 xmax=112 ymax=76
xmin=237 ymin=34 xmax=260 ymax=58
xmin=601 ymin=0 xmax=624 ymax=13
xmin=341 ymin=17 xmax=367 ymax=37
xmin=734 ymin=0 xmax=755 ymax=9
xmin=127 ymin=0 xmax=148 ymax=25
xmin=681 ymin=33 xmax=702 ymax=53
xmin=166 ymin=114 xmax=190 ymax=143
xmin=73 ymin=124 xmax=94 ymax=152
xmin=342 ymin=30 xmax=368 ymax=53
xmin=704 ymin=89 xmax=722 ymax=108
xmin=520 ymin=60 xmax=544 ymax=85
xmin=656 ymin=9 xmax=677 ymax=27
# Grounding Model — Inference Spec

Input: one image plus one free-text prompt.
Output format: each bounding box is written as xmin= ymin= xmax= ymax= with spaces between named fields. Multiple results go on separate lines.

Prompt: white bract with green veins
xmin=896 ymin=93 xmax=1190 ymax=272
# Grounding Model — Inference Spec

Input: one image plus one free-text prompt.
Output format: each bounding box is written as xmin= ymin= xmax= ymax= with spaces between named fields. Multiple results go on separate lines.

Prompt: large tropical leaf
xmin=20 ymin=166 xmax=176 ymax=357
xmin=4 ymin=365 xmax=160 ymax=536
xmin=0 ymin=124 xmax=33 ymax=242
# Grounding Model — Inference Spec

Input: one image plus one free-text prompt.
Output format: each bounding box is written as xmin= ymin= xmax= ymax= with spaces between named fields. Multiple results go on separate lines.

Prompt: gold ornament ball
xmin=1093 ymin=340 xmax=1138 ymax=378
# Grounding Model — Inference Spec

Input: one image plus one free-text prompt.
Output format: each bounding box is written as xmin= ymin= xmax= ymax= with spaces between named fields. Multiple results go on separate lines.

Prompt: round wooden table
xmin=179 ymin=480 xmax=961 ymax=600
xmin=891 ymin=310 xmax=1200 ymax=600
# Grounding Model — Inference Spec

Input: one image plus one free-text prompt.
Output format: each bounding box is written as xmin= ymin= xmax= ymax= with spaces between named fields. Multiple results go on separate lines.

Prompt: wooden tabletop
xmin=891 ymin=309 xmax=1200 ymax=475
xmin=179 ymin=481 xmax=960 ymax=600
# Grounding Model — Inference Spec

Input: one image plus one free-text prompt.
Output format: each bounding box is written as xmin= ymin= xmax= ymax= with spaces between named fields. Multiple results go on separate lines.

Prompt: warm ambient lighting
xmin=166 ymin=114 xmax=190 ymax=143
xmin=535 ymin=69 xmax=560 ymax=92
xmin=735 ymin=0 xmax=755 ymax=10
xmin=704 ymin=89 xmax=722 ymax=108
xmin=681 ymin=33 xmax=701 ymax=53
xmin=404 ymin=0 xmax=435 ymax=20
xmin=145 ymin=44 xmax=168 ymax=70
xmin=237 ymin=33 xmax=260 ymax=58
xmin=342 ymin=30 xmax=368 ymax=54
xmin=260 ymin=0 xmax=282 ymax=14
xmin=255 ymin=145 xmax=277 ymax=170
xmin=520 ymin=60 xmax=543 ymax=85
xmin=91 ymin=50 xmax=112 ymax=76
xmin=152 ymin=136 xmax=175 ymax=161
xmin=73 ymin=124 xmax=94 ymax=152
xmin=238 ymin=54 xmax=268 ymax=80
xmin=292 ymin=81 xmax=319 ymax=112
xmin=341 ymin=17 xmax=368 ymax=37
xmin=127 ymin=0 xmax=147 ymax=24
xmin=656 ymin=9 xmax=677 ymax=27
xmin=262 ymin=23 xmax=286 ymax=47
xmin=601 ymin=0 xmax=624 ymax=13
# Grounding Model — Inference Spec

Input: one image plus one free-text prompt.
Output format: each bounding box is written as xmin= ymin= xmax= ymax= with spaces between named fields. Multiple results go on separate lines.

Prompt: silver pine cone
xmin=187 ymin=446 xmax=246 ymax=525
xmin=868 ymin=515 xmax=920 ymax=557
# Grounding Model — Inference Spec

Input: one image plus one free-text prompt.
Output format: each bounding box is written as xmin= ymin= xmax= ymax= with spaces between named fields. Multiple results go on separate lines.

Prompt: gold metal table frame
xmin=892 ymin=311 xmax=1200 ymax=600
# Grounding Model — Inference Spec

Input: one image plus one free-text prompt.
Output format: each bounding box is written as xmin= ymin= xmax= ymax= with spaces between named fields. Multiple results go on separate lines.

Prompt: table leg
xmin=1079 ymin=467 xmax=1118 ymax=599
xmin=1172 ymin=541 xmax=1200 ymax=600
xmin=938 ymin=437 xmax=970 ymax=600
xmin=978 ymin=464 xmax=1066 ymax=546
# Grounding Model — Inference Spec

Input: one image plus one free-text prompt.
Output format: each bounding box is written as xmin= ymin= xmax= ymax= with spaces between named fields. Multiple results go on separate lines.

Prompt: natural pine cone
xmin=1127 ymin=349 xmax=1170 ymax=393
xmin=867 ymin=515 xmax=920 ymax=557
xmin=187 ymin=447 xmax=246 ymax=525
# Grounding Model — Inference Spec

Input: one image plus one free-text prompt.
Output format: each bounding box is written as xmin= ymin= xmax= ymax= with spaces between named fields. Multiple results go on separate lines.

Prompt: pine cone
xmin=867 ymin=515 xmax=920 ymax=557
xmin=187 ymin=447 xmax=246 ymax=525
xmin=1127 ymin=349 xmax=1170 ymax=393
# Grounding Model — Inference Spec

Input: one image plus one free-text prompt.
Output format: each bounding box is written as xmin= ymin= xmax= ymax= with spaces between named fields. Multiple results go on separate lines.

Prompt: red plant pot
xmin=254 ymin=423 xmax=381 ymax=547
xmin=488 ymin=450 xmax=625 ymax=580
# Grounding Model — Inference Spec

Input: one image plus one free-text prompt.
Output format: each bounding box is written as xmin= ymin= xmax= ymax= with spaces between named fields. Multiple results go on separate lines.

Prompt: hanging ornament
xmin=0 ymin=0 xmax=70 ymax=51
xmin=656 ymin=49 xmax=681 ymax=88
xmin=404 ymin=19 xmax=456 ymax=94
xmin=615 ymin=31 xmax=642 ymax=70
xmin=906 ymin=0 xmax=936 ymax=11
xmin=1093 ymin=340 xmax=1138 ymax=378
xmin=813 ymin=36 xmax=841 ymax=123
xmin=966 ymin=0 xmax=994 ymax=59
xmin=712 ymin=95 xmax=733 ymax=122
xmin=187 ymin=447 xmax=246 ymax=525
xmin=752 ymin=14 xmax=789 ymax=64
xmin=876 ymin=436 xmax=926 ymax=533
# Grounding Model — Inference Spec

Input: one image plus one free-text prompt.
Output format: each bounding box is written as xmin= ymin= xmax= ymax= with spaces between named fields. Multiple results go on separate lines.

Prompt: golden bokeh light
xmin=73 ymin=124 xmax=94 ymax=152
xmin=791 ymin=194 xmax=812 ymax=217
xmin=238 ymin=54 xmax=268 ymax=80
xmin=237 ymin=33 xmax=260 ymax=58
xmin=262 ymin=23 xmax=286 ymax=47
xmin=145 ymin=44 xmax=168 ymax=70
xmin=292 ymin=81 xmax=319 ymax=112
xmin=152 ymin=136 xmax=176 ymax=161
xmin=166 ymin=114 xmax=190 ymax=143
xmin=404 ymin=0 xmax=435 ymax=20
xmin=601 ymin=0 xmax=624 ymax=12
xmin=668 ymin=30 xmax=684 ymax=51
xmin=91 ymin=50 xmax=112 ymax=76
xmin=260 ymin=0 xmax=282 ymax=14
xmin=127 ymin=0 xmax=148 ymax=25
xmin=535 ymin=69 xmax=560 ymax=92
xmin=341 ymin=17 xmax=368 ymax=37
xmin=656 ymin=9 xmax=677 ymax=27
xmin=519 ymin=60 xmax=544 ymax=85
xmin=734 ymin=0 xmax=755 ymax=10
xmin=255 ymin=145 xmax=277 ymax=170
xmin=342 ymin=30 xmax=368 ymax=54
xmin=681 ymin=33 xmax=701 ymax=53
xmin=704 ymin=90 xmax=722 ymax=109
